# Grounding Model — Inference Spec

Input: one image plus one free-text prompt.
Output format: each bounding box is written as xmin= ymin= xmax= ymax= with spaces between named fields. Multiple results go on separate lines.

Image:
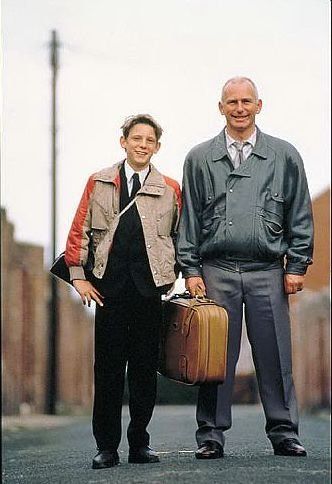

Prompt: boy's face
xmin=120 ymin=123 xmax=160 ymax=171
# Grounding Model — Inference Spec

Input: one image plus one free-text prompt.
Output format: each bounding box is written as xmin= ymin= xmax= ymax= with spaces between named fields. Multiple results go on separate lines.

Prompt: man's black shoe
xmin=273 ymin=438 xmax=307 ymax=457
xmin=128 ymin=446 xmax=160 ymax=464
xmin=195 ymin=441 xmax=224 ymax=459
xmin=92 ymin=450 xmax=120 ymax=469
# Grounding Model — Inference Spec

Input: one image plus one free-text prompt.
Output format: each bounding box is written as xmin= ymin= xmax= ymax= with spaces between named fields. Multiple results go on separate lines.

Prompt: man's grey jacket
xmin=177 ymin=127 xmax=313 ymax=277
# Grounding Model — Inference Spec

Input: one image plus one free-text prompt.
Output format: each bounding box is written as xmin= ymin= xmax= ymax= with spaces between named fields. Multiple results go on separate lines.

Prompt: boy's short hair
xmin=121 ymin=114 xmax=163 ymax=141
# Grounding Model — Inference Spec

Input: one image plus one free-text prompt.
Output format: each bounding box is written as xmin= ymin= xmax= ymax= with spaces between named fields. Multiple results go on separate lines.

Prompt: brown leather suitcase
xmin=158 ymin=295 xmax=228 ymax=385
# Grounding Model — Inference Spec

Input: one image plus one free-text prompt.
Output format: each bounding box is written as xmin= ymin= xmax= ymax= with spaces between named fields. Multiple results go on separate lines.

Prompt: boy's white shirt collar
xmin=124 ymin=160 xmax=150 ymax=187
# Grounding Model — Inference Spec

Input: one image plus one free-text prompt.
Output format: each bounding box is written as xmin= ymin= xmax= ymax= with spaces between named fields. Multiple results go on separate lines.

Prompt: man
xmin=177 ymin=77 xmax=313 ymax=459
xmin=65 ymin=114 xmax=181 ymax=469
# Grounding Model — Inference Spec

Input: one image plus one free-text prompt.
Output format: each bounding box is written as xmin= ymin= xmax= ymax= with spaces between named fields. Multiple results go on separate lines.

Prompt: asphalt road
xmin=2 ymin=405 xmax=330 ymax=484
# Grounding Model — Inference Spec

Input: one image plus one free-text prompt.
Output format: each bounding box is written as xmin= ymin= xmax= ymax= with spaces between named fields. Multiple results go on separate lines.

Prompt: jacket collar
xmin=93 ymin=161 xmax=166 ymax=196
xmin=251 ymin=127 xmax=268 ymax=159
xmin=93 ymin=162 xmax=122 ymax=186
xmin=140 ymin=164 xmax=167 ymax=196
xmin=212 ymin=126 xmax=268 ymax=161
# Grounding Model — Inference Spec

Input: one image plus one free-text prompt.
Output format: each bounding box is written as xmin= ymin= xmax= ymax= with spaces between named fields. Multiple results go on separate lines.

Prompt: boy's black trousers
xmin=92 ymin=278 xmax=162 ymax=451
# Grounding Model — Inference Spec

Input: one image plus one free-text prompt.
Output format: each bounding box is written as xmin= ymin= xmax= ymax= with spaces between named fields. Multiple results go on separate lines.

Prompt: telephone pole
xmin=46 ymin=30 xmax=59 ymax=414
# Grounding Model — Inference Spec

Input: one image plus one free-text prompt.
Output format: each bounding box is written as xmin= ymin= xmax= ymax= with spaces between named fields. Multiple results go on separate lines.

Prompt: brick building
xmin=305 ymin=188 xmax=330 ymax=291
xmin=290 ymin=188 xmax=330 ymax=409
xmin=1 ymin=208 xmax=94 ymax=415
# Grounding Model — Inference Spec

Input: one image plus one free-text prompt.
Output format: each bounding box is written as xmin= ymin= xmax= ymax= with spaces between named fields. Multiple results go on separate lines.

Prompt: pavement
xmin=2 ymin=405 xmax=331 ymax=484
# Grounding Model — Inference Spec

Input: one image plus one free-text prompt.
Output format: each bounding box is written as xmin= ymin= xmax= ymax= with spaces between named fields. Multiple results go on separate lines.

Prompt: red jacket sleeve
xmin=64 ymin=175 xmax=96 ymax=273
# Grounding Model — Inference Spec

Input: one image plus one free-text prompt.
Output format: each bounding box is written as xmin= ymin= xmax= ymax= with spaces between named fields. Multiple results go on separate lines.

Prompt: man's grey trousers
xmin=196 ymin=263 xmax=300 ymax=447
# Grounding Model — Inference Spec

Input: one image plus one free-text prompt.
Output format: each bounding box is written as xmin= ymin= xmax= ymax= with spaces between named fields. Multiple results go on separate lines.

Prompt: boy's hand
xmin=72 ymin=279 xmax=104 ymax=307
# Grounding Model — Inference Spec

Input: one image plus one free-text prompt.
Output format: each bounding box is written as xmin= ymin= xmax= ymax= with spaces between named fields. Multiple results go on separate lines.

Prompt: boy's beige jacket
xmin=65 ymin=162 xmax=182 ymax=288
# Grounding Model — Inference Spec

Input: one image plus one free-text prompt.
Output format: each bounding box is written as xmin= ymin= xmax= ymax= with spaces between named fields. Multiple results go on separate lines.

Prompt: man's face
xmin=120 ymin=123 xmax=160 ymax=171
xmin=218 ymin=81 xmax=262 ymax=138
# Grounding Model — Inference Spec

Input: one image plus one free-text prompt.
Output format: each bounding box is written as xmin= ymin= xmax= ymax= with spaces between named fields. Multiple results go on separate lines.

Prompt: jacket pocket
xmin=256 ymin=208 xmax=284 ymax=258
xmin=271 ymin=194 xmax=284 ymax=203
xmin=91 ymin=199 xmax=110 ymax=228
xmin=156 ymin=232 xmax=175 ymax=283
xmin=91 ymin=202 xmax=110 ymax=251
xmin=265 ymin=191 xmax=285 ymax=217
xmin=201 ymin=213 xmax=221 ymax=237
xmin=199 ymin=214 xmax=224 ymax=253
xmin=157 ymin=209 xmax=173 ymax=236
xmin=261 ymin=210 xmax=283 ymax=235
xmin=91 ymin=228 xmax=107 ymax=252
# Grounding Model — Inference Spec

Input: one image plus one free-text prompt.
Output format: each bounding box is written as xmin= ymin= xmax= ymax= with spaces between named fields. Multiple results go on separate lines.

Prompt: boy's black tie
xmin=131 ymin=173 xmax=141 ymax=199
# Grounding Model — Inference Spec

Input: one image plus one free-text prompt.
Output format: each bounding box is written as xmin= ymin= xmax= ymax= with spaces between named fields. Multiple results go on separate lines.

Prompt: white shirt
xmin=225 ymin=128 xmax=257 ymax=163
xmin=124 ymin=161 xmax=150 ymax=194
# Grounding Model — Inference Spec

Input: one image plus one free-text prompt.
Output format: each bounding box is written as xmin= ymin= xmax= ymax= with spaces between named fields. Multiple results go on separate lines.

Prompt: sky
xmin=1 ymin=0 xmax=331 ymax=265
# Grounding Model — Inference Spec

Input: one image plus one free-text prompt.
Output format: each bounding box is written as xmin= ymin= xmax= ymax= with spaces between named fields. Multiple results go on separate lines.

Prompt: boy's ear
xmin=120 ymin=136 xmax=127 ymax=150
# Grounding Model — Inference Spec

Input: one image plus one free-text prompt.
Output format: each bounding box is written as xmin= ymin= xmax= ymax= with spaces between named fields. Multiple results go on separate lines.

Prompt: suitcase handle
xmin=167 ymin=291 xmax=192 ymax=300
xmin=168 ymin=291 xmax=216 ymax=305
xmin=194 ymin=295 xmax=215 ymax=304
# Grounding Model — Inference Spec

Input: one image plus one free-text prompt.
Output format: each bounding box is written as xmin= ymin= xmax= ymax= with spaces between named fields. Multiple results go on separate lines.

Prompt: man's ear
xmin=256 ymin=99 xmax=263 ymax=114
xmin=218 ymin=101 xmax=224 ymax=115
xmin=154 ymin=142 xmax=161 ymax=154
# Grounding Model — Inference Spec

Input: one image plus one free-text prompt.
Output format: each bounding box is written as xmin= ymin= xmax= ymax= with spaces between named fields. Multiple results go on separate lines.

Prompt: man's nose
xmin=139 ymin=138 xmax=147 ymax=147
xmin=236 ymin=101 xmax=244 ymax=111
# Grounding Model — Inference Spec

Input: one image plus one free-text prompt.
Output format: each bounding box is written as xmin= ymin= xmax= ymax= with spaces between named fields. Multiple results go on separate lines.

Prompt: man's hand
xmin=72 ymin=279 xmax=104 ymax=307
xmin=185 ymin=276 xmax=206 ymax=297
xmin=284 ymin=274 xmax=305 ymax=295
